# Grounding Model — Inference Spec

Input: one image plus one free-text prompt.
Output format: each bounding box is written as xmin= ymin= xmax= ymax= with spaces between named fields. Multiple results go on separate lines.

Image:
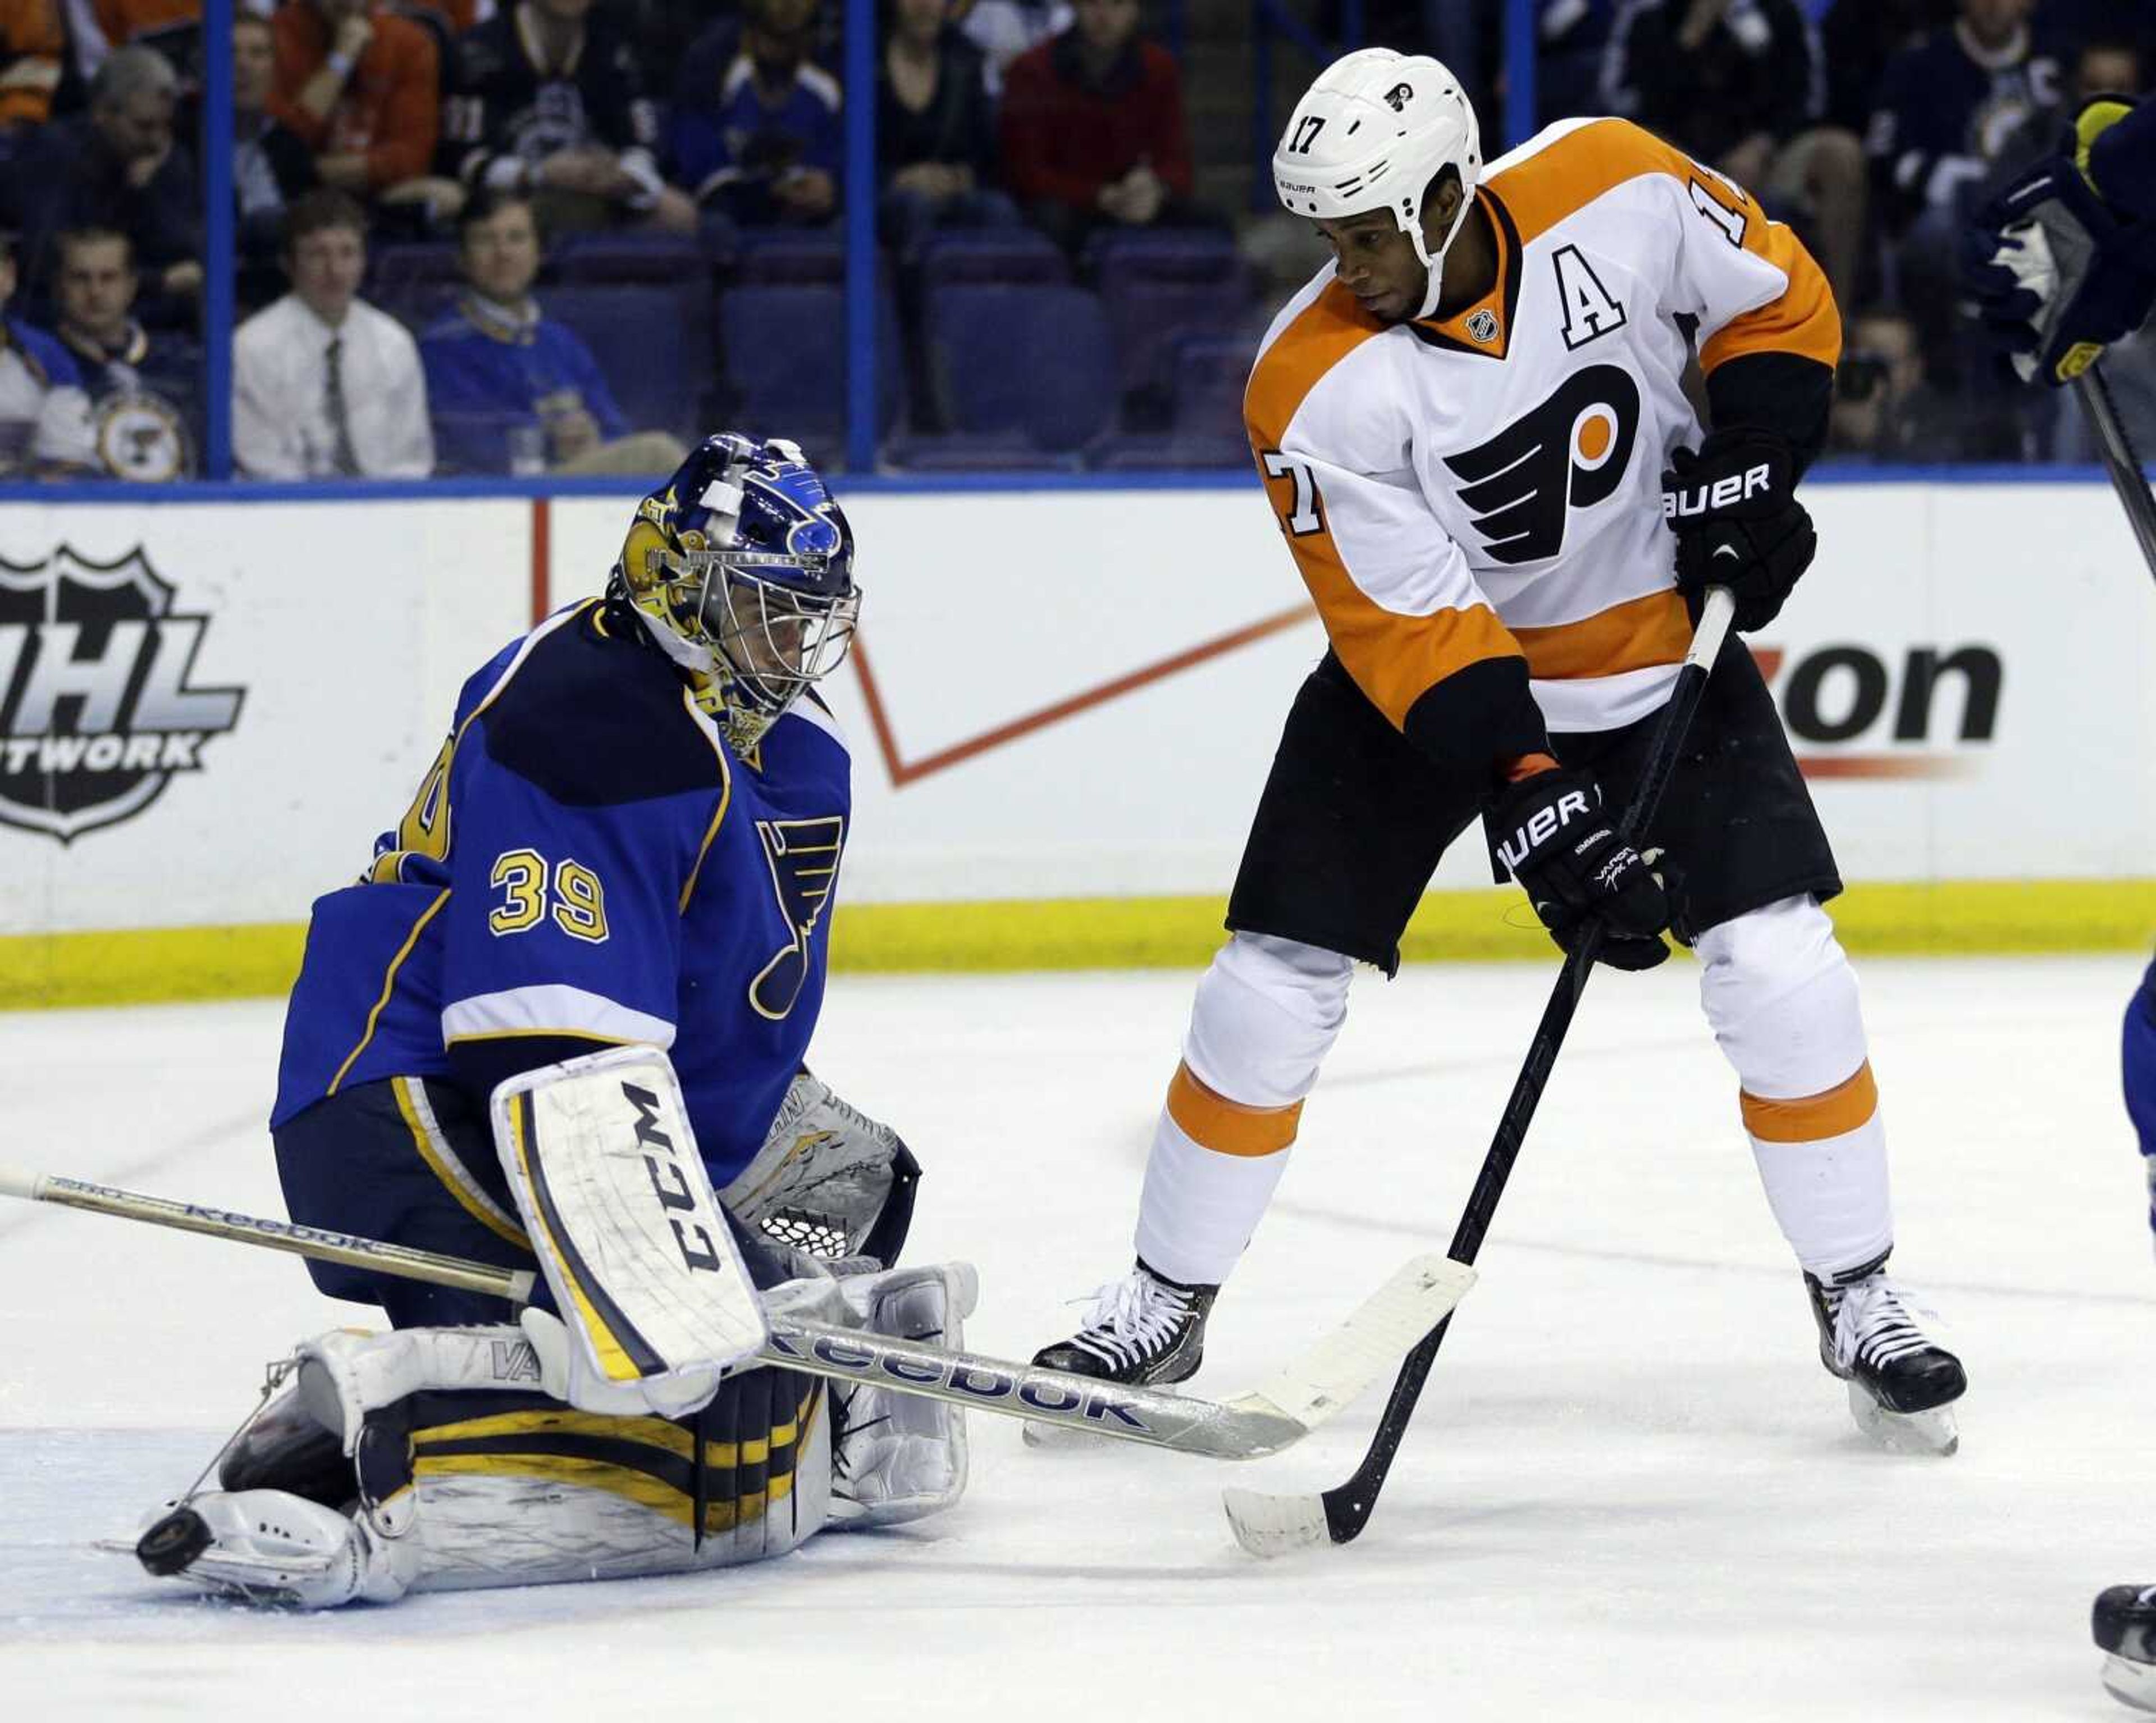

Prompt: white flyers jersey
xmin=1244 ymin=117 xmax=1839 ymax=751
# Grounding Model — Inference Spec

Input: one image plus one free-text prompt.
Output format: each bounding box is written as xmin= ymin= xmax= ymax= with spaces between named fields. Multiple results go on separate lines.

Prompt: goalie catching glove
xmin=1661 ymin=428 xmax=1815 ymax=633
xmin=1491 ymin=765 xmax=1669 ymax=971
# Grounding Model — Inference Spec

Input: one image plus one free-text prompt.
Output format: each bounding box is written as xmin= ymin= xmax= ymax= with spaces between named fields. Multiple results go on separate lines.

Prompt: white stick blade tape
xmin=1239 ymin=1255 xmax=1473 ymax=1429
xmin=1222 ymin=1487 xmax=1330 ymax=1558
xmin=0 ymin=1165 xmax=45 ymax=1201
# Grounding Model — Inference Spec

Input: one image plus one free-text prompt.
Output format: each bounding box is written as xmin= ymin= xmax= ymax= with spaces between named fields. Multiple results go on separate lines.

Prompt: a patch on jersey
xmin=1465 ymin=308 xmax=1500 ymax=344
xmin=1441 ymin=364 xmax=1641 ymax=566
xmin=748 ymin=815 xmax=846 ymax=1021
xmin=1552 ymin=245 xmax=1628 ymax=351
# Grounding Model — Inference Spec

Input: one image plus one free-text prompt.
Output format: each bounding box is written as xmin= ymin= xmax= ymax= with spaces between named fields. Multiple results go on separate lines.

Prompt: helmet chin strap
xmin=1404 ymin=186 xmax=1476 ymax=321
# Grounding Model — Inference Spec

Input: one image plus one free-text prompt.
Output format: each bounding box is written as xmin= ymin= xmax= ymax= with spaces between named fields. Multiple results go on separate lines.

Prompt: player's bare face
xmin=1315 ymin=213 xmax=1426 ymax=325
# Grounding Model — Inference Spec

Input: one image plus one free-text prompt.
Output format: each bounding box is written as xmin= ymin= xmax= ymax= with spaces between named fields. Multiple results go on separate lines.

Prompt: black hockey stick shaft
xmin=2076 ymin=364 xmax=2156 ymax=580
xmin=1316 ymin=586 xmax=1737 ymax=1546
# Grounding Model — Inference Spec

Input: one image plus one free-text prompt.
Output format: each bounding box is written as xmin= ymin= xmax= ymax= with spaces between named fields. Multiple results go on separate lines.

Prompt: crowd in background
xmin=0 ymin=0 xmax=2145 ymax=477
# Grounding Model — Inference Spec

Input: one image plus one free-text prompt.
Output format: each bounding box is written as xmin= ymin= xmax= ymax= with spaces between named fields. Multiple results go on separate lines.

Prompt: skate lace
xmin=1069 ymin=1273 xmax=1192 ymax=1370
xmin=1831 ymin=1275 xmax=1943 ymax=1375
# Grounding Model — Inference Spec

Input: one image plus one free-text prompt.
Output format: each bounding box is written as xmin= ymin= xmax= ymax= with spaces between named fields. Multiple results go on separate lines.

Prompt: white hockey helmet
xmin=1272 ymin=47 xmax=1482 ymax=319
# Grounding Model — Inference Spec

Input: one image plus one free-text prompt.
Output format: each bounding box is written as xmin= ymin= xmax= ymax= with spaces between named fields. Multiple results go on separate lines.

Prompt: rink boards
xmin=2 ymin=477 xmax=2152 ymax=1003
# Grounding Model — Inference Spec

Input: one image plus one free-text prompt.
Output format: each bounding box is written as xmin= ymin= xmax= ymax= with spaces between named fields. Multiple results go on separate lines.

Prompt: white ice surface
xmin=2 ymin=957 xmax=2153 ymax=1721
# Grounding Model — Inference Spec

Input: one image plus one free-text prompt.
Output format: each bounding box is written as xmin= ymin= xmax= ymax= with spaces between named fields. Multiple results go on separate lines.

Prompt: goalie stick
xmin=2075 ymin=364 xmax=2156 ymax=580
xmin=1222 ymin=585 xmax=1737 ymax=1556
xmin=0 ymin=1163 xmax=1472 ymax=1464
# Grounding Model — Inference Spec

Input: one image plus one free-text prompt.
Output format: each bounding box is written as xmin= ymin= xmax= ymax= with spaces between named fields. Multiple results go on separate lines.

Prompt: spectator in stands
xmin=1985 ymin=32 xmax=2146 ymax=190
xmin=234 ymin=11 xmax=317 ymax=310
xmin=445 ymin=0 xmax=696 ymax=234
xmin=51 ymin=224 xmax=197 ymax=477
xmin=270 ymin=0 xmax=456 ymax=220
xmin=418 ymin=188 xmax=686 ymax=474
xmin=1537 ymin=0 xmax=1622 ymax=125
xmin=672 ymin=0 xmax=841 ymax=229
xmin=1819 ymin=0 xmax=1954 ymax=136
xmin=998 ymin=0 xmax=1202 ymax=254
xmin=1827 ymin=308 xmax=1961 ymax=459
xmin=961 ymin=0 xmax=1066 ymax=95
xmin=1867 ymin=0 xmax=2061 ymax=238
xmin=0 ymin=229 xmax=94 ymax=473
xmin=1601 ymin=1 xmax=1867 ymax=308
xmin=0 ymin=0 xmax=65 ymax=142
xmin=12 ymin=45 xmax=200 ymax=322
xmin=1867 ymin=0 xmax=2062 ymax=395
xmin=232 ymin=189 xmax=433 ymax=478
xmin=879 ymin=0 xmax=1016 ymax=258
xmin=91 ymin=0 xmax=198 ymax=74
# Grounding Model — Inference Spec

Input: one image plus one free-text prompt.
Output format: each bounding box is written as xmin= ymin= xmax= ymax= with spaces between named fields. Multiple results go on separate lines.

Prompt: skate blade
xmin=2103 ymin=1653 xmax=2156 ymax=1713
xmin=1848 ymin=1381 xmax=1959 ymax=1456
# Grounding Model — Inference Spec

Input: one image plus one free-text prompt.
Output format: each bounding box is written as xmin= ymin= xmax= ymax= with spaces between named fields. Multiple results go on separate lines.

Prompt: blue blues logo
xmin=749 ymin=814 xmax=846 ymax=1019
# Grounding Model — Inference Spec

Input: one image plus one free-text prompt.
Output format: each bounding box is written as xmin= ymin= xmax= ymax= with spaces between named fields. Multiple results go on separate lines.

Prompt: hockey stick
xmin=0 ymin=1163 xmax=1472 ymax=1464
xmin=2075 ymin=364 xmax=2156 ymax=579
xmin=1223 ymin=585 xmax=1738 ymax=1555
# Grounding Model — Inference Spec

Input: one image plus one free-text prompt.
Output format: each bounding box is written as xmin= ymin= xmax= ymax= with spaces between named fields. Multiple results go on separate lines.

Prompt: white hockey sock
xmin=1697 ymin=897 xmax=1895 ymax=1282
xmin=1744 ymin=1068 xmax=1894 ymax=1280
xmin=1134 ymin=1067 xmax=1298 ymax=1286
xmin=1130 ymin=934 xmax=1352 ymax=1287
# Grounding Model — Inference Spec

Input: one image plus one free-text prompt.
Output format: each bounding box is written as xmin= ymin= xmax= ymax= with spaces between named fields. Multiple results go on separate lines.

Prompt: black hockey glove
xmin=1661 ymin=428 xmax=1816 ymax=633
xmin=1490 ymin=767 xmax=1670 ymax=972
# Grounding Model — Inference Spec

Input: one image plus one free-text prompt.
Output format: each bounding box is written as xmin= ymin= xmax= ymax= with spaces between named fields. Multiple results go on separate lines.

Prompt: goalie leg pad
xmin=492 ymin=1045 xmax=768 ymax=1420
xmin=131 ymin=1325 xmax=835 ymax=1607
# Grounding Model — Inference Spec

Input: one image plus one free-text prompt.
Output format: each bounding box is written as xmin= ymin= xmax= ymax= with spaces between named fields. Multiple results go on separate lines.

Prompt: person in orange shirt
xmin=89 ymin=0 xmax=193 ymax=58
xmin=0 ymin=0 xmax=63 ymax=133
xmin=271 ymin=0 xmax=456 ymax=212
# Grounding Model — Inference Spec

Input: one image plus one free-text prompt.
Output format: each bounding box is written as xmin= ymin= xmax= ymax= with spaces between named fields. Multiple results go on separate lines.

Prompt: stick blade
xmin=1222 ymin=1485 xmax=1331 ymax=1558
xmin=1233 ymin=1253 xmax=1472 ymax=1432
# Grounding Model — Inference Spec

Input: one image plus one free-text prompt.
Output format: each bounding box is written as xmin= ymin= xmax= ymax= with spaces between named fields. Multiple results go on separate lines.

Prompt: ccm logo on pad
xmin=1664 ymin=462 xmax=1773 ymax=519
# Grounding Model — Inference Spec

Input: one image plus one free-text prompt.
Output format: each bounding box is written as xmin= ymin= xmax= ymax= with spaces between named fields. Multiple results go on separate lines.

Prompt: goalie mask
xmin=1272 ymin=47 xmax=1482 ymax=320
xmin=615 ymin=434 xmax=861 ymax=753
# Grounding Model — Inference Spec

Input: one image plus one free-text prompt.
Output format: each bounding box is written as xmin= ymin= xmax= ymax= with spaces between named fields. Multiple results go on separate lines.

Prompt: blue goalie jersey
xmin=273 ymin=595 xmax=851 ymax=1186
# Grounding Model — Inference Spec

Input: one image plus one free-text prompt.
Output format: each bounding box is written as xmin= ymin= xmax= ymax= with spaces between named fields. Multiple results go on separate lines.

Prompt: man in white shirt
xmin=232 ymin=188 xmax=434 ymax=479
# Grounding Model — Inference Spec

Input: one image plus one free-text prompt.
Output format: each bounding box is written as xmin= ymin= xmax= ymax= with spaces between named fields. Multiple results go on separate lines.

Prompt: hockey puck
xmin=136 ymin=1506 xmax=212 ymax=1576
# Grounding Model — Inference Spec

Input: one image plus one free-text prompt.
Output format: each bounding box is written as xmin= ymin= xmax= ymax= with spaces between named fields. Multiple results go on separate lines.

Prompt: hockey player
xmin=1034 ymin=49 xmax=1968 ymax=1453
xmin=1965 ymin=93 xmax=2156 ymax=1717
xmin=129 ymin=433 xmax=969 ymax=1607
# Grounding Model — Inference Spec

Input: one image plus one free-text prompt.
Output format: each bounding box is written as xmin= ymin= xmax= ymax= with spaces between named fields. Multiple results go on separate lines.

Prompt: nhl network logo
xmin=0 ymin=546 xmax=243 ymax=842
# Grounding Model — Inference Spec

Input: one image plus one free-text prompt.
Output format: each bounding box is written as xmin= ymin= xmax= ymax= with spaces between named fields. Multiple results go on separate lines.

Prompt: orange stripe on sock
xmin=1740 ymin=1061 xmax=1879 ymax=1143
xmin=1166 ymin=1063 xmax=1301 ymax=1157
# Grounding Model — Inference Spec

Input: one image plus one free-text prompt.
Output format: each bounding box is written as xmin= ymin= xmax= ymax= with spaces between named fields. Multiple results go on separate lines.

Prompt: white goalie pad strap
xmin=296 ymin=1324 xmax=548 ymax=1457
xmin=491 ymin=1045 xmax=768 ymax=1419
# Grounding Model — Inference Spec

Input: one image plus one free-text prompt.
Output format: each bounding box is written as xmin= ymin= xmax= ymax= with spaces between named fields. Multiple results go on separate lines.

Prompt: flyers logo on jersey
xmin=1441 ymin=365 xmax=1641 ymax=565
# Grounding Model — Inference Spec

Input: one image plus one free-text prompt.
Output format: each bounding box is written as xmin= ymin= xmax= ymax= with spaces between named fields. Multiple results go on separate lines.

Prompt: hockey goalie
xmin=126 ymin=436 xmax=967 ymax=1607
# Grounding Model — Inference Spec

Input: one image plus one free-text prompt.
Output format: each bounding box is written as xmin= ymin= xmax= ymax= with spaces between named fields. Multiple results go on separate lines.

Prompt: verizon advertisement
xmin=3 ymin=480 xmax=2149 ymax=938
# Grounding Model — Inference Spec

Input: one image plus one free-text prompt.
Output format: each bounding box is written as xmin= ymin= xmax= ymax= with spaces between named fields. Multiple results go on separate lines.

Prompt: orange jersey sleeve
xmin=1491 ymin=117 xmax=1839 ymax=375
xmin=1245 ymin=279 xmax=1549 ymax=780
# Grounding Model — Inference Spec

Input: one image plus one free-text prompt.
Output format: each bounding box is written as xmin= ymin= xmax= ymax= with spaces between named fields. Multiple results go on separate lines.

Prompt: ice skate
xmin=1805 ymin=1255 xmax=1965 ymax=1456
xmin=2096 ymin=1585 xmax=2156 ymax=1712
xmin=1024 ymin=1262 xmax=1217 ymax=1448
